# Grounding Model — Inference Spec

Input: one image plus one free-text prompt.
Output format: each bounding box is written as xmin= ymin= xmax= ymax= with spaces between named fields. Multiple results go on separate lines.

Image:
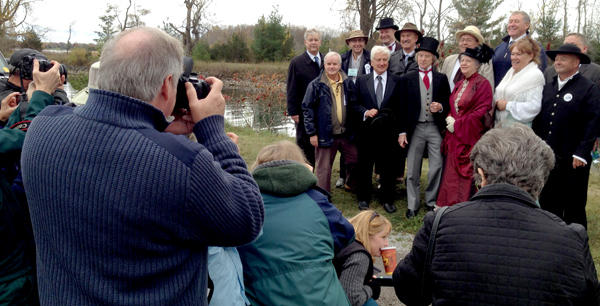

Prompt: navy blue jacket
xmin=492 ymin=34 xmax=548 ymax=88
xmin=21 ymin=89 xmax=265 ymax=305
xmin=302 ymin=71 xmax=356 ymax=146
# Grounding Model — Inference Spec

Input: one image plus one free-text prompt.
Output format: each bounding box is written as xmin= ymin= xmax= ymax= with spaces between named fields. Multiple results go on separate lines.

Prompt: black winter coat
xmin=533 ymin=73 xmax=600 ymax=164
xmin=393 ymin=183 xmax=600 ymax=306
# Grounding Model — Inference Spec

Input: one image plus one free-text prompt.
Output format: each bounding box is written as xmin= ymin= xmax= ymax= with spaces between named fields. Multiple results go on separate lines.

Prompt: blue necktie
xmin=314 ymin=56 xmax=320 ymax=67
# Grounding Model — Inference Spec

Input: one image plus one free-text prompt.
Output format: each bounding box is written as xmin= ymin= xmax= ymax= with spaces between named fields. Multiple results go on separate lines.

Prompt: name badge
xmin=364 ymin=63 xmax=371 ymax=74
xmin=564 ymin=93 xmax=573 ymax=102
xmin=348 ymin=68 xmax=358 ymax=77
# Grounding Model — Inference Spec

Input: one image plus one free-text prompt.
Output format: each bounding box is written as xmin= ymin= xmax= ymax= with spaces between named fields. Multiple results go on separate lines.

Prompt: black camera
xmin=20 ymin=55 xmax=68 ymax=84
xmin=175 ymin=57 xmax=210 ymax=110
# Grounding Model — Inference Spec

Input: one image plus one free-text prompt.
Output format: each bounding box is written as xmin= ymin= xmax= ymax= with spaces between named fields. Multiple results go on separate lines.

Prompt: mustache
xmin=402 ymin=40 xmax=412 ymax=44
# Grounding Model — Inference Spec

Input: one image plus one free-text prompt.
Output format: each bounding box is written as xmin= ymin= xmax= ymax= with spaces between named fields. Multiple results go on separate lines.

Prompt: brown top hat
xmin=376 ymin=17 xmax=399 ymax=30
xmin=394 ymin=22 xmax=423 ymax=44
xmin=546 ymin=44 xmax=591 ymax=64
xmin=346 ymin=30 xmax=369 ymax=45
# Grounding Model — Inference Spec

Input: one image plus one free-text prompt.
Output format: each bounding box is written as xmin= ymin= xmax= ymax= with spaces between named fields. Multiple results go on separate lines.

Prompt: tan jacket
xmin=440 ymin=54 xmax=494 ymax=91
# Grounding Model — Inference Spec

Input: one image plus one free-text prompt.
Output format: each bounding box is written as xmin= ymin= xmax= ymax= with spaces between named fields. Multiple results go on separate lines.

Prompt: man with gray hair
xmin=287 ymin=28 xmax=323 ymax=166
xmin=20 ymin=27 xmax=265 ymax=305
xmin=302 ymin=51 xmax=358 ymax=192
xmin=393 ymin=123 xmax=600 ymax=305
xmin=492 ymin=11 xmax=548 ymax=87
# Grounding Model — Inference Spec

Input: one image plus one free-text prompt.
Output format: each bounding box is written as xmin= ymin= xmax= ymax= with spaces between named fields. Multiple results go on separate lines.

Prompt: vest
xmin=418 ymin=75 xmax=434 ymax=122
xmin=333 ymin=241 xmax=373 ymax=285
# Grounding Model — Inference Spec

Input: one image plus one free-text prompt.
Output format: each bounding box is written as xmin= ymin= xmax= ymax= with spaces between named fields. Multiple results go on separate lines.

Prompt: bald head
xmin=97 ymin=27 xmax=183 ymax=103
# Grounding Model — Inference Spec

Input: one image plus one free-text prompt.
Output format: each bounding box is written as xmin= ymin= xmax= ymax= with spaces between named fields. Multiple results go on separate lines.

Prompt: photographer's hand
xmin=0 ymin=92 xmax=20 ymax=121
xmin=164 ymin=109 xmax=195 ymax=135
xmin=187 ymin=77 xmax=225 ymax=123
xmin=33 ymin=60 xmax=62 ymax=94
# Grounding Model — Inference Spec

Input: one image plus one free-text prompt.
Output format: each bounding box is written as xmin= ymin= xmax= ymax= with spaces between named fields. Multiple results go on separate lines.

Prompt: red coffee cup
xmin=381 ymin=247 xmax=397 ymax=275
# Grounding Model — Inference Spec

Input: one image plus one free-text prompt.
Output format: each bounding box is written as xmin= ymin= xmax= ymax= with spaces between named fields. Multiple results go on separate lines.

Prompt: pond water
xmin=64 ymin=82 xmax=296 ymax=138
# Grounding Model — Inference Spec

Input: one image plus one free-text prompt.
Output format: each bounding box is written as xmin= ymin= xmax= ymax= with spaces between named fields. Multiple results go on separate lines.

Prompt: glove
xmin=367 ymin=281 xmax=381 ymax=300
xmin=445 ymin=116 xmax=455 ymax=133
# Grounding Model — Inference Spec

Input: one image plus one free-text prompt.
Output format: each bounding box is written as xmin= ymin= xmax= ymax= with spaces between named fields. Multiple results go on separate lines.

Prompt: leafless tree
xmin=169 ymin=0 xmax=214 ymax=54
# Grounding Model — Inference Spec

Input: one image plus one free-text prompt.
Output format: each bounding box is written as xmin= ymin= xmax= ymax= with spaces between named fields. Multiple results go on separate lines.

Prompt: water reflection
xmin=223 ymin=87 xmax=295 ymax=138
xmin=63 ymin=82 xmax=296 ymax=138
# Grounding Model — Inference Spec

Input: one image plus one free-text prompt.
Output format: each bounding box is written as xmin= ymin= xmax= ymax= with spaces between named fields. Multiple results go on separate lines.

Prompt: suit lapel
xmin=381 ymin=74 xmax=396 ymax=108
xmin=366 ymin=74 xmax=377 ymax=108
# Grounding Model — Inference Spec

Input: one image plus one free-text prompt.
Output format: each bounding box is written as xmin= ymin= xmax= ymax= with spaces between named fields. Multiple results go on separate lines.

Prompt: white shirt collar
xmin=557 ymin=71 xmax=579 ymax=90
xmin=403 ymin=49 xmax=415 ymax=57
xmin=509 ymin=33 xmax=527 ymax=44
xmin=306 ymin=50 xmax=319 ymax=59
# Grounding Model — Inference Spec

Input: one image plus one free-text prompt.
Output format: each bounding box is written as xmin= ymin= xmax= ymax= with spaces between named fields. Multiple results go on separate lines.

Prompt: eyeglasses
xmin=369 ymin=211 xmax=379 ymax=223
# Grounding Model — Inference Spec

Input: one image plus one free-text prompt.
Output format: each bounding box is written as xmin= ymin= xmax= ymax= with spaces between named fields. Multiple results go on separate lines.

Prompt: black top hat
xmin=415 ymin=37 xmax=440 ymax=58
xmin=371 ymin=108 xmax=396 ymax=132
xmin=546 ymin=44 xmax=591 ymax=64
xmin=460 ymin=44 xmax=494 ymax=64
xmin=376 ymin=17 xmax=399 ymax=30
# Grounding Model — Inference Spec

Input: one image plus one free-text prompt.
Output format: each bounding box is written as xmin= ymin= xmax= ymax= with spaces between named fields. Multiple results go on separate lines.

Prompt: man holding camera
xmin=0 ymin=49 xmax=68 ymax=125
xmin=21 ymin=27 xmax=264 ymax=305
xmin=0 ymin=58 xmax=64 ymax=306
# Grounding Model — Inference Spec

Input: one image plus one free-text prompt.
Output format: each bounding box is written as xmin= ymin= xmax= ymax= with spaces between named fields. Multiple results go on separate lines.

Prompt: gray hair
xmin=470 ymin=123 xmax=555 ymax=199
xmin=304 ymin=28 xmax=321 ymax=41
xmin=511 ymin=11 xmax=531 ymax=25
xmin=97 ymin=27 xmax=183 ymax=103
xmin=324 ymin=51 xmax=342 ymax=64
xmin=370 ymin=45 xmax=391 ymax=61
xmin=566 ymin=33 xmax=589 ymax=47
xmin=416 ymin=50 xmax=438 ymax=65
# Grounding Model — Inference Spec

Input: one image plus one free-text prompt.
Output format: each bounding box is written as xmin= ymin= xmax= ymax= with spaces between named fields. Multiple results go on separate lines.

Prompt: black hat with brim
xmin=376 ymin=17 xmax=399 ymax=30
xmin=546 ymin=43 xmax=591 ymax=64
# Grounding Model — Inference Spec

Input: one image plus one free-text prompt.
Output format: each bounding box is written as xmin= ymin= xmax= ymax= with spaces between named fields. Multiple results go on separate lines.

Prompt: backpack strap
xmin=421 ymin=206 xmax=449 ymax=304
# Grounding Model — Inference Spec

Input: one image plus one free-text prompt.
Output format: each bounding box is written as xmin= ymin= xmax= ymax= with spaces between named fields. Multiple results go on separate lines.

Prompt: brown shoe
xmin=344 ymin=184 xmax=355 ymax=192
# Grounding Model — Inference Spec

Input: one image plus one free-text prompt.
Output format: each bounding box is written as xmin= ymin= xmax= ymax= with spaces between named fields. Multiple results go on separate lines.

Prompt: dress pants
xmin=406 ymin=122 xmax=443 ymax=210
xmin=539 ymin=160 xmax=591 ymax=229
xmin=295 ymin=114 xmax=315 ymax=166
xmin=314 ymin=134 xmax=358 ymax=192
xmin=356 ymin=133 xmax=397 ymax=204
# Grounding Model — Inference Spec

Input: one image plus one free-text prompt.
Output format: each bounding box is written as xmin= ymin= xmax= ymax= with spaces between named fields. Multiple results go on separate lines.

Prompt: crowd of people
xmin=0 ymin=9 xmax=599 ymax=306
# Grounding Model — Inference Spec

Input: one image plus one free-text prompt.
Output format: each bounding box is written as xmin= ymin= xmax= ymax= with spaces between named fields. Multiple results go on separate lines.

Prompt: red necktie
xmin=388 ymin=44 xmax=393 ymax=51
xmin=420 ymin=68 xmax=432 ymax=89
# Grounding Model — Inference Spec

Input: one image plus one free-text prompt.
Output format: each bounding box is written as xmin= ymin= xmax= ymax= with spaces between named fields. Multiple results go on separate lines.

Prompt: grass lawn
xmin=227 ymin=123 xmax=600 ymax=277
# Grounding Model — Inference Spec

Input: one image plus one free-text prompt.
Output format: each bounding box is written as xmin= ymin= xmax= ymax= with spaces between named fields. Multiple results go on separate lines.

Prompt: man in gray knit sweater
xmin=21 ymin=27 xmax=264 ymax=306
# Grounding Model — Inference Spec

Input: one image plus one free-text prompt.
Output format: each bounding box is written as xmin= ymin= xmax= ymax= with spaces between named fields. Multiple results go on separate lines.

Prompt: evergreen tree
xmin=94 ymin=5 xmax=118 ymax=52
xmin=225 ymin=32 xmax=250 ymax=62
xmin=536 ymin=0 xmax=562 ymax=51
xmin=251 ymin=6 xmax=294 ymax=62
xmin=450 ymin=0 xmax=504 ymax=44
xmin=192 ymin=40 xmax=211 ymax=61
xmin=20 ymin=27 xmax=43 ymax=51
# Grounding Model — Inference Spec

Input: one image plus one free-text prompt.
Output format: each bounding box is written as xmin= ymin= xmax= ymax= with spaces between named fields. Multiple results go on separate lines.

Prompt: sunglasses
xmin=369 ymin=211 xmax=379 ymax=223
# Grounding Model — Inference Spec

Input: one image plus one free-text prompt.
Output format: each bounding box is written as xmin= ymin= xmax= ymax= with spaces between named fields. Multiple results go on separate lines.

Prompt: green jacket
xmin=239 ymin=160 xmax=353 ymax=306
xmin=0 ymin=91 xmax=54 ymax=306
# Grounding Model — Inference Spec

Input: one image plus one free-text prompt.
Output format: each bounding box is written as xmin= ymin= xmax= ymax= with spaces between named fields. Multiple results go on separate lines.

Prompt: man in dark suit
xmin=398 ymin=37 xmax=451 ymax=219
xmin=544 ymin=33 xmax=600 ymax=85
xmin=287 ymin=28 xmax=323 ymax=166
xmin=350 ymin=45 xmax=403 ymax=213
xmin=388 ymin=22 xmax=422 ymax=76
xmin=533 ymin=44 xmax=600 ymax=229
xmin=544 ymin=33 xmax=600 ymax=152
